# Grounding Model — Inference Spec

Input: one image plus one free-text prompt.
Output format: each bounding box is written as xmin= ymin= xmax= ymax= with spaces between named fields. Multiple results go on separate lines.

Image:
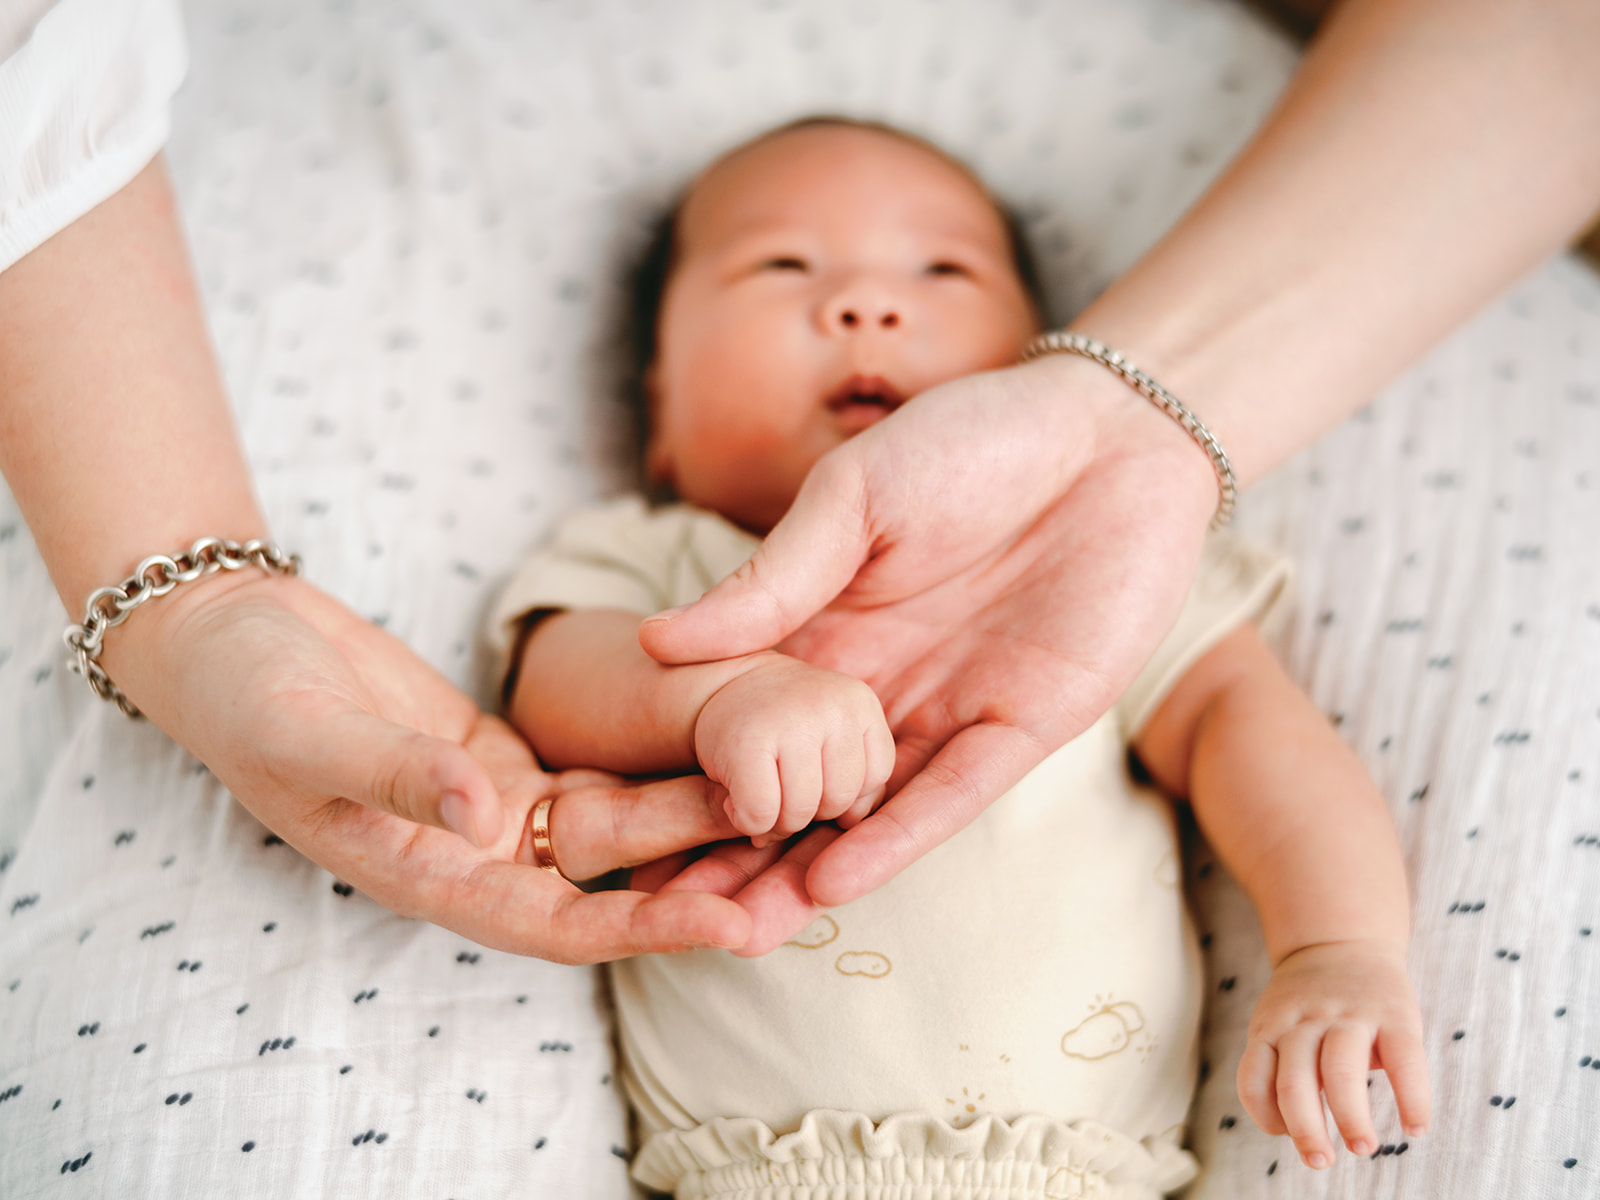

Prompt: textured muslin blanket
xmin=1 ymin=1 xmax=1596 ymax=1196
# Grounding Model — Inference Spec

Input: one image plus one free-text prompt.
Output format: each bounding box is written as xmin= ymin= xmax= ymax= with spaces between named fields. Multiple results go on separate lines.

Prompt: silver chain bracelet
xmin=63 ymin=537 xmax=301 ymax=718
xmin=1021 ymin=330 xmax=1237 ymax=529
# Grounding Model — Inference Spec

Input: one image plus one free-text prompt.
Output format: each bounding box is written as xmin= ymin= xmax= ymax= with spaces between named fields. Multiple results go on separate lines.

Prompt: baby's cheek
xmin=924 ymin=294 xmax=1037 ymax=379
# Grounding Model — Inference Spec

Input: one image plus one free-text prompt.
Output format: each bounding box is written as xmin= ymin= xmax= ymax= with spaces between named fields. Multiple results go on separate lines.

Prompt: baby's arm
xmin=1134 ymin=624 xmax=1429 ymax=1169
xmin=508 ymin=609 xmax=893 ymax=842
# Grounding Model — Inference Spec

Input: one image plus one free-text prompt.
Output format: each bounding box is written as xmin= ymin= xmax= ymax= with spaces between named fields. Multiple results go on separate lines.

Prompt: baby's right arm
xmin=509 ymin=609 xmax=894 ymax=842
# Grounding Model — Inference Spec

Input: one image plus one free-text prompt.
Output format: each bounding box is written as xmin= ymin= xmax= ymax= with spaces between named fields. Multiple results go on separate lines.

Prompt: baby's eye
xmin=926 ymin=261 xmax=972 ymax=278
xmin=760 ymin=256 xmax=809 ymax=272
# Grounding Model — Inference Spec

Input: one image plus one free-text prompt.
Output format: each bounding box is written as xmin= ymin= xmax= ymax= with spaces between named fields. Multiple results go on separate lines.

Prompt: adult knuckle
xmin=370 ymin=750 xmax=417 ymax=821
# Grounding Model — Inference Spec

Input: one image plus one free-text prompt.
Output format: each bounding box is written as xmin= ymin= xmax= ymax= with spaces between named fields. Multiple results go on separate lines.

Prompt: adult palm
xmin=109 ymin=570 xmax=751 ymax=964
xmin=640 ymin=355 xmax=1217 ymax=943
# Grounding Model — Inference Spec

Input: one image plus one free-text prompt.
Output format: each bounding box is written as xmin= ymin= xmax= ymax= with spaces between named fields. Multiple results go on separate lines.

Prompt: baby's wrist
xmin=690 ymin=650 xmax=792 ymax=726
xmin=1271 ymin=934 xmax=1409 ymax=971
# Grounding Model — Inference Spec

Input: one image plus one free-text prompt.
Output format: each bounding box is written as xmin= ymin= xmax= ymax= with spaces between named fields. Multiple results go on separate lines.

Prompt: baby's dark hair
xmin=622 ymin=116 xmax=1047 ymax=454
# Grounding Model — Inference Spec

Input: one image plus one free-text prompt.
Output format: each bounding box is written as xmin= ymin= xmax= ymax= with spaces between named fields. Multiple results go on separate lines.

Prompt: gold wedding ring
xmin=530 ymin=795 xmax=562 ymax=875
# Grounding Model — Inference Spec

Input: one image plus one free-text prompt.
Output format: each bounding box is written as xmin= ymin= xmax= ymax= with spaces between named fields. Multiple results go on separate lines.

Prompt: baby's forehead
xmin=675 ymin=123 xmax=1010 ymax=251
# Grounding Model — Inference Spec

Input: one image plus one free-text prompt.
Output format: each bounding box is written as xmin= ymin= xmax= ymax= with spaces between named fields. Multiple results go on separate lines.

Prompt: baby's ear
xmin=645 ymin=439 xmax=675 ymax=486
xmin=642 ymin=364 xmax=674 ymax=485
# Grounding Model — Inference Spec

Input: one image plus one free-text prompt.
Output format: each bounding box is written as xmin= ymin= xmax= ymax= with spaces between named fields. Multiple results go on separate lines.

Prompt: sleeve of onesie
xmin=481 ymin=496 xmax=758 ymax=696
xmin=0 ymin=0 xmax=186 ymax=273
xmin=1113 ymin=531 xmax=1295 ymax=741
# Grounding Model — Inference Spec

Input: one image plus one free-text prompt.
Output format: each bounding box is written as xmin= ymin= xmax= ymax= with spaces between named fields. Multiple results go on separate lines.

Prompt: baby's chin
xmin=668 ymin=479 xmax=794 ymax=537
xmin=719 ymin=500 xmax=788 ymax=538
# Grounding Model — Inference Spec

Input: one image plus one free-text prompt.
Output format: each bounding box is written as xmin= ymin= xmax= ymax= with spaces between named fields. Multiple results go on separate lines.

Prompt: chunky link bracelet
xmin=1021 ymin=331 xmax=1237 ymax=529
xmin=63 ymin=537 xmax=301 ymax=718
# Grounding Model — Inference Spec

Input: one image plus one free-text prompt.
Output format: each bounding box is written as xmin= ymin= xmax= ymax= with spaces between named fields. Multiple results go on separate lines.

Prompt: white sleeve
xmin=0 ymin=0 xmax=186 ymax=273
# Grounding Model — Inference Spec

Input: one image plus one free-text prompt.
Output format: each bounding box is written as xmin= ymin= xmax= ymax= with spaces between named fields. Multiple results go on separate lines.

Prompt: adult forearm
xmin=0 ymin=156 xmax=268 ymax=618
xmin=1077 ymin=0 xmax=1600 ymax=485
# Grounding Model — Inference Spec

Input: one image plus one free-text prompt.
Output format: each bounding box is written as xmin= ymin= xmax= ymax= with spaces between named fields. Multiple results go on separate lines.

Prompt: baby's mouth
xmin=824 ymin=375 xmax=908 ymax=430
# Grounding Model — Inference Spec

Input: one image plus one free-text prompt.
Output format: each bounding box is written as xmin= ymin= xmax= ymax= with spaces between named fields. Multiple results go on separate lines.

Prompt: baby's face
xmin=647 ymin=124 xmax=1039 ymax=532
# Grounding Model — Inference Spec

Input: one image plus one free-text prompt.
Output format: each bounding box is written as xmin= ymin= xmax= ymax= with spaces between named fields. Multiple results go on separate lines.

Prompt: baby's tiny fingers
xmin=1237 ymin=1039 xmax=1286 ymax=1136
xmin=1378 ymin=1024 xmax=1433 ymax=1137
xmin=771 ymin=747 xmax=824 ymax=840
xmin=815 ymin=729 xmax=868 ymax=823
xmin=839 ymin=720 xmax=896 ymax=828
xmin=1275 ymin=1026 xmax=1334 ymax=1168
xmin=1320 ymin=1022 xmax=1379 ymax=1155
xmin=723 ymin=750 xmax=782 ymax=842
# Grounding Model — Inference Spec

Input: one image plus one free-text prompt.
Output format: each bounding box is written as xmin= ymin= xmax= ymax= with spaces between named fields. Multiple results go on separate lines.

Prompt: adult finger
xmin=805 ymin=721 xmax=1042 ymax=907
xmin=731 ymin=826 xmax=841 ymax=957
xmin=291 ymin=704 xmax=504 ymax=848
xmin=630 ymin=851 xmax=692 ymax=895
xmin=1275 ymin=1026 xmax=1334 ymax=1168
xmin=1320 ymin=1022 xmax=1379 ymax=1155
xmin=445 ymin=859 xmax=752 ymax=964
xmin=1377 ymin=1024 xmax=1433 ymax=1137
xmin=658 ymin=838 xmax=790 ymax=898
xmin=1238 ymin=1039 xmax=1287 ymax=1136
xmin=290 ymin=799 xmax=752 ymax=964
xmin=549 ymin=768 xmax=626 ymax=790
xmin=537 ymin=775 xmax=742 ymax=881
xmin=639 ymin=453 xmax=872 ymax=664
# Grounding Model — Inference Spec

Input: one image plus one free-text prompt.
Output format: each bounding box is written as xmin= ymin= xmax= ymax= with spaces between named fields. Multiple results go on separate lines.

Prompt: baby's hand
xmin=1238 ymin=939 xmax=1431 ymax=1169
xmin=695 ymin=654 xmax=895 ymax=845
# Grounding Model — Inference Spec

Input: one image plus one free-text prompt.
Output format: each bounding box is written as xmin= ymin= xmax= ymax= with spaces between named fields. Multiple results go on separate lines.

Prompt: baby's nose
xmin=822 ymin=279 xmax=904 ymax=334
xmin=834 ymin=305 xmax=899 ymax=330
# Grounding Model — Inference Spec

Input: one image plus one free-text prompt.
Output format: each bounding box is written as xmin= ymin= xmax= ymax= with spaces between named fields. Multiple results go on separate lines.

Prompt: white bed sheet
xmin=1 ymin=0 xmax=1596 ymax=1196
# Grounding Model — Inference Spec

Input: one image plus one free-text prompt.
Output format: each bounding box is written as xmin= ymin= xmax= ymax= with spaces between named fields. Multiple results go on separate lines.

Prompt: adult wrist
xmin=94 ymin=562 xmax=298 ymax=719
xmin=1013 ymin=351 xmax=1219 ymax=537
xmin=1022 ymin=331 xmax=1236 ymax=528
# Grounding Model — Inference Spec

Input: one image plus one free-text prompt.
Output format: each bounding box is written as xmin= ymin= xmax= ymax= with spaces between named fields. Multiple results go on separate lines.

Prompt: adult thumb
xmin=292 ymin=707 xmax=504 ymax=847
xmin=639 ymin=454 xmax=874 ymax=664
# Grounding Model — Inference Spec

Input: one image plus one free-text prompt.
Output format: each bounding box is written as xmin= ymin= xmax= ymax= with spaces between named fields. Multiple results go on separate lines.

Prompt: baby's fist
xmin=694 ymin=654 xmax=895 ymax=844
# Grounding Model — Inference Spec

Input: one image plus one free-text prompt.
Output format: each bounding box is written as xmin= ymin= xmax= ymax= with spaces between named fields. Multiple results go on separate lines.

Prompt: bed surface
xmin=2 ymin=1 xmax=1597 ymax=1195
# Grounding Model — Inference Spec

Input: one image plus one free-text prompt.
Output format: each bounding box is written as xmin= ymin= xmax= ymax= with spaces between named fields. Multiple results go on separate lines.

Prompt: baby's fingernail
xmin=1405 ymin=1124 xmax=1428 ymax=1138
xmin=644 ymin=604 xmax=689 ymax=623
xmin=1306 ymin=1152 xmax=1328 ymax=1169
xmin=1349 ymin=1139 xmax=1371 ymax=1156
xmin=440 ymin=790 xmax=482 ymax=847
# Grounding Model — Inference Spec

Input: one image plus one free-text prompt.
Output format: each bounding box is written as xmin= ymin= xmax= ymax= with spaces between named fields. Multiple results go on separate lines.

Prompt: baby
xmin=486 ymin=118 xmax=1430 ymax=1199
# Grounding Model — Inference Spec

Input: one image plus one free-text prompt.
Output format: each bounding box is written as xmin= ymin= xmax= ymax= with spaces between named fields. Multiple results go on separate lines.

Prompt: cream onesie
xmin=486 ymin=496 xmax=1291 ymax=1200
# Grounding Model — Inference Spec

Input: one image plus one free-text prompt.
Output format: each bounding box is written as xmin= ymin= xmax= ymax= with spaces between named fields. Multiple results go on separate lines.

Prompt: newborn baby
xmin=486 ymin=117 xmax=1429 ymax=1199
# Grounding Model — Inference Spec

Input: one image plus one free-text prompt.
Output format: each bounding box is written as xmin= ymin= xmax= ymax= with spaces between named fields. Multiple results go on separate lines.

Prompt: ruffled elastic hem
xmin=632 ymin=1109 xmax=1198 ymax=1199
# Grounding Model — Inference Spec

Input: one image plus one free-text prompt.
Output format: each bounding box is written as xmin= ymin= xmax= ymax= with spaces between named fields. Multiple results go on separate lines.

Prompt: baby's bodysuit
xmin=487 ymin=495 xmax=1291 ymax=1200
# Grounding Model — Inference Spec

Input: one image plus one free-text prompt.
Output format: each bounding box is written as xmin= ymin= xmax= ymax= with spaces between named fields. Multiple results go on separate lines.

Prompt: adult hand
xmin=106 ymin=569 xmax=752 ymax=964
xmin=639 ymin=353 xmax=1219 ymax=941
